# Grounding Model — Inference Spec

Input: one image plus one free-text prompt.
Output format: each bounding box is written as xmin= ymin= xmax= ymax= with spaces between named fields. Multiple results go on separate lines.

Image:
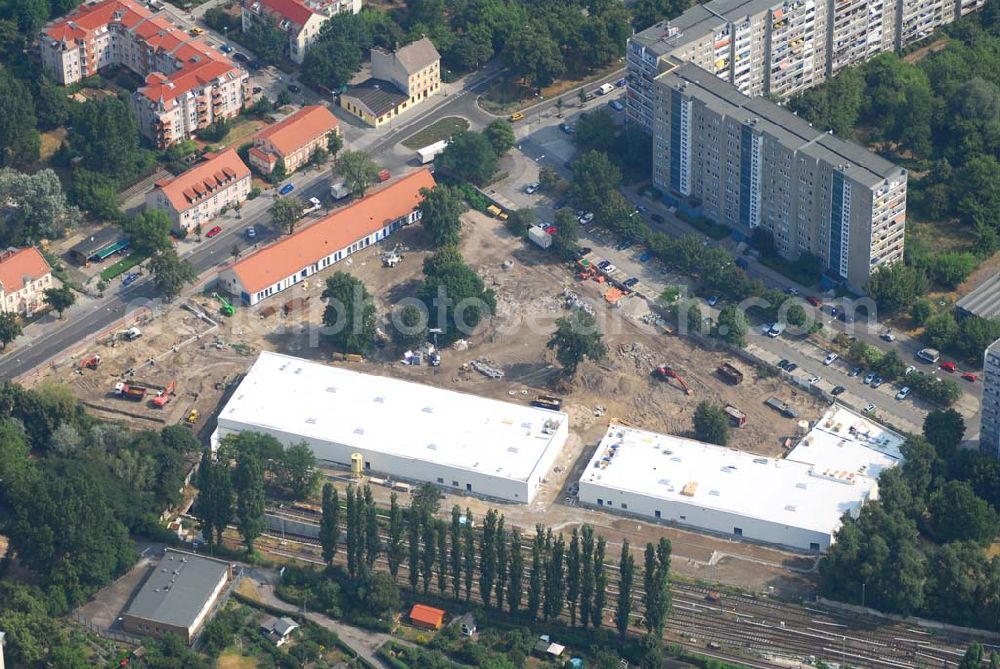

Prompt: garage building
xmin=213 ymin=352 xmax=569 ymax=503
xmin=577 ymin=423 xmax=885 ymax=551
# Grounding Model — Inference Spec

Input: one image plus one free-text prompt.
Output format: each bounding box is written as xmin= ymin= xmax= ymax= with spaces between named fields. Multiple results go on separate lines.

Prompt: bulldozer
xmin=653 ymin=364 xmax=692 ymax=395
xmin=79 ymin=355 xmax=102 ymax=371
xmin=184 ymin=408 xmax=200 ymax=426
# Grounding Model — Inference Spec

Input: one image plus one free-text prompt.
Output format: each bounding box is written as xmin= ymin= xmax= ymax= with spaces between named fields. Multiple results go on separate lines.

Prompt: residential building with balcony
xmin=247 ymin=105 xmax=340 ymax=175
xmin=40 ymin=0 xmax=250 ymax=148
xmin=240 ymin=0 xmax=361 ymax=65
xmin=981 ymin=337 xmax=1000 ymax=459
xmin=653 ymin=61 xmax=906 ymax=293
xmin=340 ymin=38 xmax=440 ymax=126
xmin=0 ymin=247 xmax=54 ymax=318
xmin=145 ymin=149 xmax=252 ymax=233
xmin=626 ymin=0 xmax=982 ymax=129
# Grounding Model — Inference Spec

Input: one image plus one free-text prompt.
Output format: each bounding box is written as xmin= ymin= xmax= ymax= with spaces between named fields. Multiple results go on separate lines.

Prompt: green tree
xmin=335 ymin=150 xmax=381 ymax=196
xmin=579 ymin=525 xmax=594 ymax=628
xmin=574 ymin=109 xmax=618 ymax=155
xmin=411 ymin=481 xmax=443 ymax=517
xmin=960 ymin=642 xmax=984 ymax=669
xmin=543 ymin=532 xmax=566 ymax=621
xmin=420 ymin=515 xmax=436 ymax=593
xmin=539 ymin=165 xmax=560 ymax=191
xmin=479 ymin=509 xmax=499 ymax=606
xmin=570 ymin=151 xmax=622 ymax=213
xmin=874 ymin=349 xmax=906 ymax=381
xmin=463 ymin=507 xmax=474 ymax=600
xmin=552 ymin=209 xmax=581 ymax=259
xmin=0 ymin=311 xmax=21 ymax=350
xmin=547 ymin=309 xmax=606 ymax=376
xmin=505 ymin=208 xmax=537 ymax=236
xmin=277 ymin=442 xmax=317 ymax=498
xmin=387 ymin=492 xmax=404 ymax=577
xmin=434 ymin=130 xmax=498 ymax=185
xmin=928 ymin=480 xmax=1000 ymax=544
xmin=566 ymin=528 xmax=581 ymax=625
xmin=42 ymin=285 xmax=74 ymax=319
xmin=591 ymin=536 xmax=608 ymax=629
xmin=321 ymin=272 xmax=377 ymax=354
xmin=437 ymin=521 xmax=448 ymax=595
xmin=0 ymin=70 xmax=39 ymax=167
xmin=715 ymin=304 xmax=749 ymax=347
xmin=149 ymin=248 xmax=196 ymax=298
xmin=503 ymin=24 xmax=565 ymax=88
xmin=615 ymin=540 xmax=635 ymax=638
xmin=320 ymin=483 xmax=340 ymax=565
xmin=234 ymin=449 xmax=266 ymax=554
xmin=911 ymin=298 xmax=933 ymax=325
xmin=0 ymin=168 xmax=80 ymax=242
xmin=450 ymin=505 xmax=462 ymax=598
xmin=528 ymin=527 xmax=543 ymax=619
xmin=418 ymin=247 xmax=496 ymax=344
xmin=865 ymin=263 xmax=929 ymax=314
xmin=693 ymin=401 xmax=731 ymax=446
xmin=419 ymin=184 xmax=467 ymax=246
xmin=244 ymin=17 xmax=287 ymax=64
xmin=346 ymin=486 xmax=360 ymax=578
xmin=507 ymin=530 xmax=524 ymax=613
xmin=482 ymin=119 xmax=515 ymax=156
xmin=786 ymin=303 xmax=808 ymax=327
xmin=391 ymin=303 xmax=428 ymax=349
xmin=924 ymin=312 xmax=960 ymax=350
xmin=495 ymin=515 xmax=508 ymax=608
xmin=924 ymin=409 xmax=966 ymax=460
xmin=270 ymin=197 xmax=304 ymax=235
xmin=301 ymin=39 xmax=365 ymax=90
xmin=70 ymin=96 xmax=147 ymax=179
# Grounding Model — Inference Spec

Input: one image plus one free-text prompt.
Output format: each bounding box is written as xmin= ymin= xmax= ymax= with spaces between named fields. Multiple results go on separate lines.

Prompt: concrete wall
xmin=577 ymin=480 xmax=831 ymax=551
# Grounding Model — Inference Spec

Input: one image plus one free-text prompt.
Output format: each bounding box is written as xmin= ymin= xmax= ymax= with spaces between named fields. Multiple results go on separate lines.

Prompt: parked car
xmin=509 ymin=112 xmax=524 ymax=122
xmin=206 ymin=225 xmax=222 ymax=238
xmin=785 ymin=362 xmax=798 ymax=372
xmin=122 ymin=272 xmax=140 ymax=287
xmin=597 ymin=260 xmax=611 ymax=271
xmin=245 ymin=226 xmax=256 ymax=239
xmin=575 ymin=247 xmax=592 ymax=259
xmin=806 ymin=295 xmax=822 ymax=307
xmin=252 ymin=86 xmax=262 ymax=94
xmin=615 ymin=78 xmax=627 ymax=87
xmin=896 ymin=386 xmax=911 ymax=400
xmin=220 ymin=44 xmax=234 ymax=53
xmin=777 ymin=359 xmax=790 ymax=369
xmin=287 ymin=84 xmax=301 ymax=94
xmin=767 ymin=323 xmax=786 ymax=338
xmin=881 ymin=331 xmax=896 ymax=342
xmin=940 ymin=361 xmax=957 ymax=372
xmin=623 ymin=277 xmax=639 ymax=289
xmin=863 ymin=403 xmax=876 ymax=414
xmin=189 ymin=26 xmax=204 ymax=35
xmin=904 ymin=365 xmax=915 ymax=375
xmin=559 ymin=122 xmax=574 ymax=134
xmin=554 ymin=198 xmax=568 ymax=210
xmin=823 ymin=352 xmax=839 ymax=366
xmin=808 ymin=375 xmax=822 ymax=385
xmin=871 ymin=376 xmax=884 ymax=388
xmin=615 ymin=238 xmax=634 ymax=251
xmin=578 ymin=212 xmax=594 ymax=224
xmin=651 ymin=213 xmax=665 ymax=224
xmin=599 ymin=262 xmax=616 ymax=275
xmin=639 ymin=250 xmax=654 ymax=263
xmin=233 ymin=52 xmax=249 ymax=63
xmin=524 ymin=183 xmax=540 ymax=195
xmin=635 ymin=204 xmax=647 ymax=214
xmin=279 ymin=183 xmax=295 ymax=195
xmin=848 ymin=366 xmax=863 ymax=377
xmin=608 ymin=99 xmax=625 ymax=111
xmin=706 ymin=295 xmax=720 ymax=307
xmin=962 ymin=372 xmax=979 ymax=382
xmin=785 ymin=287 xmax=799 ymax=295
xmin=832 ymin=385 xmax=846 ymax=396
xmin=864 ymin=372 xmax=877 ymax=385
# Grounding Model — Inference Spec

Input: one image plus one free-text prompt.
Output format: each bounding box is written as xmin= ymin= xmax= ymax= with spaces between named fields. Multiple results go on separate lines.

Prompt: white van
xmin=596 ymin=83 xmax=615 ymax=96
xmin=917 ymin=347 xmax=940 ymax=364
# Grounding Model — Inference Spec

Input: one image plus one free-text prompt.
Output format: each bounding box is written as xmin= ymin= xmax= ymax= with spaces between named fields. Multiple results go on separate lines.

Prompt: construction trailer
xmin=529 ymin=226 xmax=553 ymax=249
xmin=416 ymin=139 xmax=449 ymax=164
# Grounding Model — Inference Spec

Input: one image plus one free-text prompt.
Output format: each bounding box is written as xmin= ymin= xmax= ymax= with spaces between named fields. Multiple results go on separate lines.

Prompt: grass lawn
xmin=212 ymin=118 xmax=267 ymax=150
xmin=216 ymin=650 xmax=258 ymax=669
xmin=401 ymin=117 xmax=469 ymax=150
xmin=100 ymin=253 xmax=145 ymax=281
xmin=39 ymin=128 xmax=67 ymax=162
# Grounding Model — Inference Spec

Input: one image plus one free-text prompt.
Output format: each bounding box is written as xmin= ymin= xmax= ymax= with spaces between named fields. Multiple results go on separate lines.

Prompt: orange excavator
xmin=80 ymin=355 xmax=102 ymax=371
xmin=151 ymin=379 xmax=176 ymax=408
xmin=654 ymin=364 xmax=692 ymax=395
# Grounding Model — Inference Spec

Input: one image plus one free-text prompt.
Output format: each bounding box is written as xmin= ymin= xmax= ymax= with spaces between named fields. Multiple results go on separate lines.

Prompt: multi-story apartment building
xmin=145 ymin=149 xmax=252 ymax=233
xmin=240 ymin=0 xmax=361 ymax=65
xmin=40 ymin=0 xmax=250 ymax=148
xmin=0 ymin=247 xmax=53 ymax=318
xmin=627 ymin=0 xmax=984 ymax=128
xmin=247 ymin=105 xmax=340 ymax=175
xmin=981 ymin=337 xmax=1000 ymax=459
xmin=654 ymin=61 xmax=906 ymax=292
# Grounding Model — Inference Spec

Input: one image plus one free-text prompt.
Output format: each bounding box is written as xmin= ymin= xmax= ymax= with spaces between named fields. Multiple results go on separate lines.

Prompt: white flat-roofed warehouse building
xmin=214 ymin=352 xmax=569 ymax=503
xmin=578 ymin=411 xmax=901 ymax=551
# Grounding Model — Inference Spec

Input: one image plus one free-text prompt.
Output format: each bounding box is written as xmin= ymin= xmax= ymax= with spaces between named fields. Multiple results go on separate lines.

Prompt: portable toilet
xmin=351 ymin=452 xmax=364 ymax=477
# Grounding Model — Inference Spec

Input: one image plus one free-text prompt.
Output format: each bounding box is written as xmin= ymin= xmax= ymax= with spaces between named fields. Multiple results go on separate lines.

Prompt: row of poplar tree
xmin=316 ymin=483 xmax=674 ymax=638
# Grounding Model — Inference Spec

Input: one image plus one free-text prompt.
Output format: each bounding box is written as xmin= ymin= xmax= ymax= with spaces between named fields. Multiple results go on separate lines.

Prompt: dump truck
xmin=114 ymin=382 xmax=147 ymax=401
xmin=716 ymin=362 xmax=744 ymax=385
xmin=531 ymin=395 xmax=563 ymax=411
xmin=724 ymin=404 xmax=747 ymax=427
xmin=765 ymin=396 xmax=798 ymax=418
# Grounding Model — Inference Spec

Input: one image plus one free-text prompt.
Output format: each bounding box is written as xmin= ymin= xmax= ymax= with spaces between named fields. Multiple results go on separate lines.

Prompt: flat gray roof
xmin=126 ymin=549 xmax=230 ymax=630
xmin=957 ymin=273 xmax=1000 ymax=319
xmin=632 ymin=0 xmax=782 ymax=57
xmin=657 ymin=62 xmax=903 ymax=188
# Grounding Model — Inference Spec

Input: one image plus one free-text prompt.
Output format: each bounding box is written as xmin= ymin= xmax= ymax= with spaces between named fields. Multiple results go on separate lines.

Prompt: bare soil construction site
xmin=26 ymin=210 xmax=829 ymax=594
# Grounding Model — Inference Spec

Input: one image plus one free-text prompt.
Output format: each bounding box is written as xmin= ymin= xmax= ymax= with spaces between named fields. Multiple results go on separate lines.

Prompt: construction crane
xmin=653 ymin=364 xmax=692 ymax=395
xmin=213 ymin=293 xmax=235 ymax=317
xmin=79 ymin=354 xmax=102 ymax=370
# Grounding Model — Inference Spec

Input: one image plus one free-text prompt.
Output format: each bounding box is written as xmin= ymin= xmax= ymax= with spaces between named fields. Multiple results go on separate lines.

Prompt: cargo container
xmin=416 ymin=140 xmax=449 ymax=164
xmin=716 ymin=362 xmax=744 ymax=385
xmin=529 ymin=226 xmax=553 ymax=249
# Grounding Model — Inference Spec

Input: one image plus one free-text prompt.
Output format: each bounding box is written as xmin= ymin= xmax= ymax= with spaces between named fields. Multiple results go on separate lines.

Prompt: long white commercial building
xmin=214 ymin=352 xmax=569 ymax=503
xmin=578 ymin=406 xmax=902 ymax=551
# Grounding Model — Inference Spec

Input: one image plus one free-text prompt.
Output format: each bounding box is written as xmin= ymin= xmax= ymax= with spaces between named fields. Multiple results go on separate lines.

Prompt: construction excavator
xmin=79 ymin=355 xmax=102 ymax=371
xmin=654 ymin=364 xmax=692 ymax=395
xmin=151 ymin=379 xmax=176 ymax=408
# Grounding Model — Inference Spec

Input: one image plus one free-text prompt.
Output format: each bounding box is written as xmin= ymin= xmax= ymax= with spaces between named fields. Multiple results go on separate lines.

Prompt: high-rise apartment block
xmin=627 ymin=0 xmax=985 ymax=130
xmin=40 ymin=0 xmax=250 ymax=148
xmin=654 ymin=61 xmax=906 ymax=292
xmin=981 ymin=337 xmax=1000 ymax=459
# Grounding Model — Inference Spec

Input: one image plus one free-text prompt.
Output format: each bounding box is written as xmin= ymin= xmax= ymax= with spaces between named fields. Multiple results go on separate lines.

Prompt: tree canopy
xmin=435 ymin=130 xmax=499 ymax=186
xmin=335 ymin=150 xmax=381 ymax=196
xmin=547 ymin=309 xmax=606 ymax=376
xmin=321 ymin=272 xmax=377 ymax=354
xmin=418 ymin=247 xmax=495 ymax=344
xmin=419 ymin=184 xmax=468 ymax=247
